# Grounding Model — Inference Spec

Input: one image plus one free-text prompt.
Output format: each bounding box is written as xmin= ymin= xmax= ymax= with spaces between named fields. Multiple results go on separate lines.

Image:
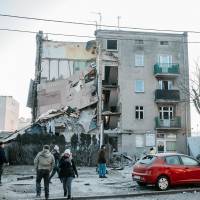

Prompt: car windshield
xmin=139 ymin=155 xmax=156 ymax=165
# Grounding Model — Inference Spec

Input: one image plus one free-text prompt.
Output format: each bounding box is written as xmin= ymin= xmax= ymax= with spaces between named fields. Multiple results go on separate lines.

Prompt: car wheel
xmin=136 ymin=181 xmax=146 ymax=186
xmin=156 ymin=176 xmax=169 ymax=191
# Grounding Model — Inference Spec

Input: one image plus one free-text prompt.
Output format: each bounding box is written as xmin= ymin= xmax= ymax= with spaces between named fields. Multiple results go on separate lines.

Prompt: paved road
xmin=94 ymin=192 xmax=200 ymax=200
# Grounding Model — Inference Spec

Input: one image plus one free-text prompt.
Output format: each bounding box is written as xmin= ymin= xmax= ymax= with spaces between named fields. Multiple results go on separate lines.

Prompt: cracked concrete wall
xmin=37 ymin=67 xmax=97 ymax=117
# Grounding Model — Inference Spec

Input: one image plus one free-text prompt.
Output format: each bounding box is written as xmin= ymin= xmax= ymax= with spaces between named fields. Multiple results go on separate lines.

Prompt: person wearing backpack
xmin=59 ymin=149 xmax=78 ymax=199
xmin=34 ymin=145 xmax=55 ymax=200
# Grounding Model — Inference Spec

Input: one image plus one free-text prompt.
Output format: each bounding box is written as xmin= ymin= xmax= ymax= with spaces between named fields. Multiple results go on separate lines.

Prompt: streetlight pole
xmin=96 ymin=41 xmax=103 ymax=147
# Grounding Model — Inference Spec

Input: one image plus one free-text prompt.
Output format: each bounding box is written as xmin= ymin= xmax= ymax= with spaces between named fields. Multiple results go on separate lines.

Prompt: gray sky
xmin=0 ymin=0 xmax=200 ymax=132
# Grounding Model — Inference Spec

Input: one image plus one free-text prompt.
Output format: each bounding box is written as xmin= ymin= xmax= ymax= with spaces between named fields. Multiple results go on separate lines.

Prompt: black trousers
xmin=0 ymin=164 xmax=3 ymax=183
xmin=36 ymin=169 xmax=50 ymax=198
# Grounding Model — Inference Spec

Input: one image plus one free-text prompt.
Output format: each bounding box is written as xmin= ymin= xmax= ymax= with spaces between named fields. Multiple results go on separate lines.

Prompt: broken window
xmin=107 ymin=40 xmax=118 ymax=50
xmin=135 ymin=106 xmax=144 ymax=119
xmin=103 ymin=66 xmax=118 ymax=85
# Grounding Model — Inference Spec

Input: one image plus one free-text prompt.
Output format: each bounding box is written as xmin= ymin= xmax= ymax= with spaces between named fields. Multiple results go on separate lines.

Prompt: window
xmin=135 ymin=39 xmax=144 ymax=45
xmin=139 ymin=155 xmax=156 ymax=165
xmin=135 ymin=106 xmax=144 ymax=119
xmin=181 ymin=156 xmax=199 ymax=166
xmin=136 ymin=135 xmax=144 ymax=147
xmin=107 ymin=40 xmax=117 ymax=50
xmin=166 ymin=141 xmax=176 ymax=152
xmin=166 ymin=156 xmax=180 ymax=165
xmin=159 ymin=106 xmax=173 ymax=120
xmin=135 ymin=80 xmax=144 ymax=93
xmin=160 ymin=41 xmax=169 ymax=45
xmin=135 ymin=54 xmax=144 ymax=67
xmin=158 ymin=80 xmax=173 ymax=90
xmin=157 ymin=55 xmax=172 ymax=69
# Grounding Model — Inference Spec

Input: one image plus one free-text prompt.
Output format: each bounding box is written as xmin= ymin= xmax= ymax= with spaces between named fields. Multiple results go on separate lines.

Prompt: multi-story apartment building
xmin=0 ymin=96 xmax=19 ymax=131
xmin=95 ymin=30 xmax=190 ymax=155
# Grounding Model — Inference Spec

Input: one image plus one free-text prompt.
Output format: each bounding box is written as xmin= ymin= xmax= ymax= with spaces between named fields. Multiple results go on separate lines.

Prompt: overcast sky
xmin=0 ymin=0 xmax=200 ymax=132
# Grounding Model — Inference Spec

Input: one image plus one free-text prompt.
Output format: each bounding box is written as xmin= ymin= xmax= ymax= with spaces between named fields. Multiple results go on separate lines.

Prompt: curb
xmin=39 ymin=187 xmax=200 ymax=200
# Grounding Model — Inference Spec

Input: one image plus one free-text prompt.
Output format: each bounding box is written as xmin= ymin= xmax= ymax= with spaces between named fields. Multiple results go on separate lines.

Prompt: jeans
xmin=98 ymin=163 xmax=106 ymax=177
xmin=0 ymin=164 xmax=3 ymax=183
xmin=36 ymin=169 xmax=50 ymax=198
xmin=62 ymin=177 xmax=73 ymax=197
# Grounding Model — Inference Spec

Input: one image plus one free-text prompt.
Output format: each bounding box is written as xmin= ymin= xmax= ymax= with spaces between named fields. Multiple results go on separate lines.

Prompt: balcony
xmin=154 ymin=63 xmax=180 ymax=78
xmin=155 ymin=117 xmax=181 ymax=129
xmin=155 ymin=89 xmax=180 ymax=103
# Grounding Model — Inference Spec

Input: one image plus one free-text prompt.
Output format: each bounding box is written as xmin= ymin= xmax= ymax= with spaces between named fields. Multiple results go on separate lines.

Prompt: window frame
xmin=106 ymin=39 xmax=118 ymax=51
xmin=135 ymin=106 xmax=144 ymax=120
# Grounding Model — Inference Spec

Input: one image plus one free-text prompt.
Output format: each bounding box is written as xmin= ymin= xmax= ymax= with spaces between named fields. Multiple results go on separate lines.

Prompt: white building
xmin=0 ymin=96 xmax=19 ymax=131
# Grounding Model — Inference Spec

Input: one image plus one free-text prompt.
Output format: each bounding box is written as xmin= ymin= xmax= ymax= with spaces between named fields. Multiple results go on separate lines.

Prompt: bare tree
xmin=191 ymin=61 xmax=200 ymax=114
xmin=177 ymin=60 xmax=200 ymax=114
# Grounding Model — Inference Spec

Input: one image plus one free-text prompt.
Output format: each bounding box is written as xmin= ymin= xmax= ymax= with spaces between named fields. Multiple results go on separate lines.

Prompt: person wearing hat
xmin=59 ymin=149 xmax=78 ymax=199
xmin=49 ymin=145 xmax=60 ymax=183
xmin=34 ymin=145 xmax=55 ymax=200
xmin=0 ymin=141 xmax=8 ymax=186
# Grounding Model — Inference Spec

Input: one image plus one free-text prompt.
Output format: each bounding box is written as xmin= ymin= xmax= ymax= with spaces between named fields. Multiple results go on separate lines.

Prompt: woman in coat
xmin=59 ymin=149 xmax=78 ymax=199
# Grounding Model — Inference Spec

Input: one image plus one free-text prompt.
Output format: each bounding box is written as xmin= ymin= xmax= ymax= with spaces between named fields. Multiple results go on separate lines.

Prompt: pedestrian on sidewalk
xmin=0 ymin=141 xmax=8 ymax=186
xmin=97 ymin=144 xmax=107 ymax=178
xmin=59 ymin=149 xmax=78 ymax=199
xmin=34 ymin=145 xmax=55 ymax=200
xmin=49 ymin=145 xmax=60 ymax=183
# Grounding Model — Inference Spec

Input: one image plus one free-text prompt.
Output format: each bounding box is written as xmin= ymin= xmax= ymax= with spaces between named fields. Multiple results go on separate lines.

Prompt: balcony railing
xmin=155 ymin=89 xmax=180 ymax=102
xmin=154 ymin=63 xmax=180 ymax=76
xmin=155 ymin=117 xmax=181 ymax=129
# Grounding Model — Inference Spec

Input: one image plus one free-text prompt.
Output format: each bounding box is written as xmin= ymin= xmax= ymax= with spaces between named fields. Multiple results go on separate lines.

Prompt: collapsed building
xmin=27 ymin=32 xmax=99 ymax=144
xmin=27 ymin=29 xmax=190 ymax=158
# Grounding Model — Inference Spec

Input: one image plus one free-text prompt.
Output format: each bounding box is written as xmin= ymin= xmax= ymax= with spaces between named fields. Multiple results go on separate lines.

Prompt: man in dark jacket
xmin=59 ymin=149 xmax=78 ymax=199
xmin=0 ymin=141 xmax=8 ymax=186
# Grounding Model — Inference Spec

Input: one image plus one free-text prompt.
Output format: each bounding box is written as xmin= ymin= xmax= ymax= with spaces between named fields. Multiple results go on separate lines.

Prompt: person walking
xmin=97 ymin=145 xmax=107 ymax=178
xmin=0 ymin=141 xmax=8 ymax=186
xmin=49 ymin=145 xmax=60 ymax=183
xmin=149 ymin=147 xmax=156 ymax=155
xmin=34 ymin=145 xmax=55 ymax=200
xmin=59 ymin=149 xmax=78 ymax=199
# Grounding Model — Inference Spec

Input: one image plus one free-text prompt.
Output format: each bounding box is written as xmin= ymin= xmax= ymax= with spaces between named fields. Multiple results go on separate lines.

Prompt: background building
xmin=0 ymin=96 xmax=19 ymax=131
xmin=96 ymin=30 xmax=190 ymax=156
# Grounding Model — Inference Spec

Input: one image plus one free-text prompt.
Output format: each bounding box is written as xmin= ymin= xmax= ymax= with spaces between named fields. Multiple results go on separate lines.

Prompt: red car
xmin=132 ymin=153 xmax=200 ymax=190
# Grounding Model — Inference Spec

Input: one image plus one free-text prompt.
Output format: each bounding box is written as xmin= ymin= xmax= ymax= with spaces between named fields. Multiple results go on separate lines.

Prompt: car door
xmin=180 ymin=155 xmax=200 ymax=183
xmin=165 ymin=155 xmax=186 ymax=184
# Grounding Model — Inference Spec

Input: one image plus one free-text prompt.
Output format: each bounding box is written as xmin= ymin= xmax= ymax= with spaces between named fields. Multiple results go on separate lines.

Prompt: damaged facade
xmin=27 ymin=31 xmax=98 ymax=142
xmin=28 ymin=30 xmax=190 ymax=157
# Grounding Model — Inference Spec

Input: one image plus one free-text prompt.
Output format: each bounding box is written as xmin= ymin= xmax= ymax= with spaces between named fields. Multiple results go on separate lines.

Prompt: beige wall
xmin=0 ymin=96 xmax=19 ymax=131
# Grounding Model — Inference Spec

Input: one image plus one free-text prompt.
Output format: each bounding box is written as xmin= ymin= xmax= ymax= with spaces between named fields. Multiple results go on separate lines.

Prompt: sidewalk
xmin=0 ymin=165 xmax=139 ymax=200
